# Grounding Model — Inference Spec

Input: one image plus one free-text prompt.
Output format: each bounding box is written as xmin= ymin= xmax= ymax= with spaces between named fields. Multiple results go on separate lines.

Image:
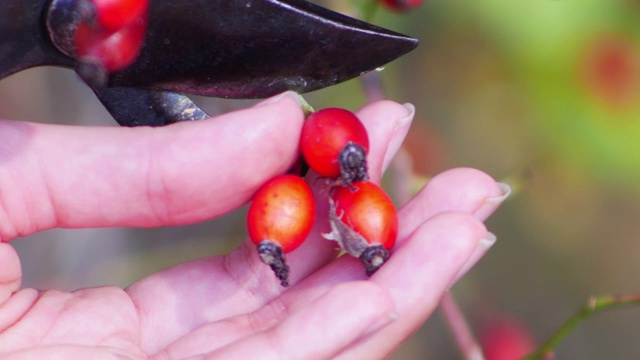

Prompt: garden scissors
xmin=0 ymin=0 xmax=418 ymax=126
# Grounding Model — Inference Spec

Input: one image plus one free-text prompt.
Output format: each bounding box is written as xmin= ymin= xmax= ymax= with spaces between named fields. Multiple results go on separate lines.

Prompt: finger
xmin=451 ymin=231 xmax=496 ymax=284
xmin=0 ymin=92 xmax=304 ymax=241
xmin=397 ymin=167 xmax=509 ymax=242
xmin=333 ymin=212 xmax=488 ymax=359
xmin=203 ymin=282 xmax=396 ymax=360
xmin=285 ymin=168 xmax=507 ymax=291
xmin=392 ymin=168 xmax=507 ymax=284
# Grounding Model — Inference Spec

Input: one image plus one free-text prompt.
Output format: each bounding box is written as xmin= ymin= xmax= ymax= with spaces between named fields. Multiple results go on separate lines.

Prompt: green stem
xmin=297 ymin=94 xmax=315 ymax=116
xmin=522 ymin=294 xmax=640 ymax=360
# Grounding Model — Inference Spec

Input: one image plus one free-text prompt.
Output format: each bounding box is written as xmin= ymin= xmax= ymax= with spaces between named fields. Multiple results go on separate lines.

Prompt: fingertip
xmin=451 ymin=231 xmax=497 ymax=285
xmin=425 ymin=168 xmax=507 ymax=220
xmin=397 ymin=168 xmax=506 ymax=238
xmin=426 ymin=168 xmax=501 ymax=202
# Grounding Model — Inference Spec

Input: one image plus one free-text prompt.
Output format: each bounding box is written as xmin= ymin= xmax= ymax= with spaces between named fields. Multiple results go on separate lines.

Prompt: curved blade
xmin=109 ymin=0 xmax=418 ymax=98
xmin=0 ymin=0 xmax=73 ymax=80
xmin=94 ymin=87 xmax=208 ymax=126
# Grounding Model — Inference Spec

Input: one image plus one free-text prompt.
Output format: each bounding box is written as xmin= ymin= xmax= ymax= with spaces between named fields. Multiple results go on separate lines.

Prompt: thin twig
xmin=522 ymin=294 xmax=640 ymax=359
xmin=441 ymin=293 xmax=486 ymax=360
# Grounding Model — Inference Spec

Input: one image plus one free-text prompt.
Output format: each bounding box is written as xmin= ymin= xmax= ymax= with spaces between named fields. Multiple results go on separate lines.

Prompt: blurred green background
xmin=1 ymin=0 xmax=640 ymax=358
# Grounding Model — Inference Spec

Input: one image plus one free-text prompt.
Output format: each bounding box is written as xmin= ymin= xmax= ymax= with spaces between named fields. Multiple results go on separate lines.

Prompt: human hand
xmin=0 ymin=91 xmax=507 ymax=358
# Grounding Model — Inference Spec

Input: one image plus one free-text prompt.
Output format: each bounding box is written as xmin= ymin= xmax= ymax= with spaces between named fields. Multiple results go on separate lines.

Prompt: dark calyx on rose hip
xmin=324 ymin=181 xmax=398 ymax=275
xmin=300 ymin=108 xmax=370 ymax=186
xmin=255 ymin=240 xmax=290 ymax=287
xmin=360 ymin=245 xmax=391 ymax=276
xmin=247 ymin=175 xmax=315 ymax=287
xmin=338 ymin=142 xmax=368 ymax=186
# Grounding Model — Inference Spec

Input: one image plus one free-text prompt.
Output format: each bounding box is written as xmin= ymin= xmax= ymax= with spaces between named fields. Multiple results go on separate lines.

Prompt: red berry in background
xmin=402 ymin=121 xmax=447 ymax=176
xmin=581 ymin=34 xmax=640 ymax=110
xmin=247 ymin=175 xmax=316 ymax=286
xmin=93 ymin=0 xmax=149 ymax=32
xmin=380 ymin=0 xmax=424 ymax=12
xmin=324 ymin=181 xmax=398 ymax=275
xmin=300 ymin=108 xmax=370 ymax=185
xmin=480 ymin=317 xmax=536 ymax=360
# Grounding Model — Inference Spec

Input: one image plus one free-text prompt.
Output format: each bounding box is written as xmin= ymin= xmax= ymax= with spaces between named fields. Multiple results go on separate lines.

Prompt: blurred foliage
xmin=1 ymin=0 xmax=640 ymax=358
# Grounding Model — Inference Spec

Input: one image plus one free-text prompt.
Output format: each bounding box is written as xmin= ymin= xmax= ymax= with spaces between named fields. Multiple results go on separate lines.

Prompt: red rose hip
xmin=300 ymin=108 xmax=370 ymax=185
xmin=324 ymin=181 xmax=398 ymax=275
xmin=247 ymin=175 xmax=316 ymax=286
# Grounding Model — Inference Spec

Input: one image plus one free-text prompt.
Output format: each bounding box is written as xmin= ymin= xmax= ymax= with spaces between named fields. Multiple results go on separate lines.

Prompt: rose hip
xmin=324 ymin=181 xmax=398 ymax=275
xmin=247 ymin=174 xmax=316 ymax=286
xmin=300 ymin=108 xmax=369 ymax=185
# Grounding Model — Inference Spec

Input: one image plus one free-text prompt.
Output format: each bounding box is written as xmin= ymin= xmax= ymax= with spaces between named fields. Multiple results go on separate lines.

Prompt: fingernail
xmin=253 ymin=91 xmax=301 ymax=108
xmin=396 ymin=103 xmax=416 ymax=130
xmin=488 ymin=182 xmax=512 ymax=204
xmin=475 ymin=182 xmax=512 ymax=221
xmin=364 ymin=311 xmax=399 ymax=336
xmin=450 ymin=232 xmax=497 ymax=286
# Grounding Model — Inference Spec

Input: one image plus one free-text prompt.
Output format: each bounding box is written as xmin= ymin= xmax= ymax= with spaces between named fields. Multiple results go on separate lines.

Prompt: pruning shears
xmin=1 ymin=0 xmax=418 ymax=127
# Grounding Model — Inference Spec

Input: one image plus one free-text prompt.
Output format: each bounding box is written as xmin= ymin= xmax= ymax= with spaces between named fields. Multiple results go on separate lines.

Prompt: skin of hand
xmin=0 ymin=91 xmax=507 ymax=359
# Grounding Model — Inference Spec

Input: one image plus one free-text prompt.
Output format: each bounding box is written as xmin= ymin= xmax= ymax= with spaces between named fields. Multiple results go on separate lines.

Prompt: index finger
xmin=0 ymin=92 xmax=304 ymax=241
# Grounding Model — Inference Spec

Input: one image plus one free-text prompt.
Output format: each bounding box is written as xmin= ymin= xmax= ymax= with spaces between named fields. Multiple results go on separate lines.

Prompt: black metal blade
xmin=0 ymin=0 xmax=73 ymax=80
xmin=93 ymin=87 xmax=208 ymax=126
xmin=108 ymin=0 xmax=418 ymax=98
xmin=2 ymin=0 xmax=417 ymax=126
